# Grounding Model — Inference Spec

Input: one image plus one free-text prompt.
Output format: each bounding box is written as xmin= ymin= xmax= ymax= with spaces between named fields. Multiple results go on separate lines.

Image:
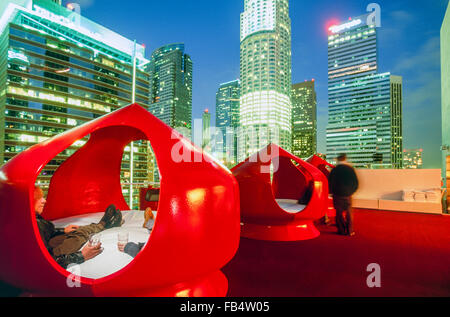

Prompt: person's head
xmin=336 ymin=154 xmax=347 ymax=163
xmin=34 ymin=186 xmax=46 ymax=215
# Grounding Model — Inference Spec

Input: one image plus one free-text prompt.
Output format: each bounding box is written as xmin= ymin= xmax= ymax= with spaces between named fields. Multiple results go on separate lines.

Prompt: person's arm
xmin=54 ymin=225 xmax=80 ymax=235
xmin=123 ymin=242 xmax=145 ymax=258
xmin=54 ymin=252 xmax=85 ymax=269
xmin=54 ymin=227 xmax=65 ymax=235
xmin=53 ymin=244 xmax=103 ymax=269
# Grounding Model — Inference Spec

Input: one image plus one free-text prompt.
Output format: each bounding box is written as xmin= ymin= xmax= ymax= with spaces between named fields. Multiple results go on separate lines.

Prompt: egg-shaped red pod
xmin=306 ymin=155 xmax=336 ymax=218
xmin=306 ymin=155 xmax=335 ymax=178
xmin=0 ymin=104 xmax=240 ymax=297
xmin=231 ymin=144 xmax=328 ymax=241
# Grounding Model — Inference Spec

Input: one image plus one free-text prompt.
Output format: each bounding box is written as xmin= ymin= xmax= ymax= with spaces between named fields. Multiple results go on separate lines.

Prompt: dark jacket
xmin=124 ymin=242 xmax=145 ymax=258
xmin=329 ymin=163 xmax=359 ymax=197
xmin=36 ymin=213 xmax=85 ymax=268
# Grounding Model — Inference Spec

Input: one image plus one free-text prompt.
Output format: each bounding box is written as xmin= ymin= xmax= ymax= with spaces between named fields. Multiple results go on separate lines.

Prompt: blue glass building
xmin=215 ymin=79 xmax=240 ymax=166
xmin=326 ymin=13 xmax=403 ymax=168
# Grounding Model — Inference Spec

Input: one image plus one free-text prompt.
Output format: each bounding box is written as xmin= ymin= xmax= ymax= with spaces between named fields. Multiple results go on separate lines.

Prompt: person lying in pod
xmin=117 ymin=207 xmax=154 ymax=258
xmin=34 ymin=186 xmax=124 ymax=269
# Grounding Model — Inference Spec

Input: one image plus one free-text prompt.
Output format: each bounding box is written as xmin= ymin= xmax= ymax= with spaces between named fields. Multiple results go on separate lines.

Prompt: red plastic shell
xmin=231 ymin=144 xmax=329 ymax=241
xmin=0 ymin=104 xmax=240 ymax=297
xmin=306 ymin=155 xmax=336 ymax=218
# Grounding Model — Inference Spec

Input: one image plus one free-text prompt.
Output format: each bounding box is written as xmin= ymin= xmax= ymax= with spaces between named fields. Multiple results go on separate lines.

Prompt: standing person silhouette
xmin=328 ymin=154 xmax=359 ymax=236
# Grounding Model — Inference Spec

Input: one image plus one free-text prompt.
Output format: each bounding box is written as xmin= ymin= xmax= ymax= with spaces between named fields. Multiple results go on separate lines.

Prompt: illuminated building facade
xmin=238 ymin=0 xmax=292 ymax=161
xmin=0 ymin=0 xmax=152 ymax=206
xmin=403 ymin=149 xmax=423 ymax=169
xmin=149 ymin=43 xmax=192 ymax=136
xmin=202 ymin=109 xmax=211 ymax=151
xmin=291 ymin=80 xmax=317 ymax=159
xmin=215 ymin=79 xmax=240 ymax=166
xmin=326 ymin=13 xmax=403 ymax=169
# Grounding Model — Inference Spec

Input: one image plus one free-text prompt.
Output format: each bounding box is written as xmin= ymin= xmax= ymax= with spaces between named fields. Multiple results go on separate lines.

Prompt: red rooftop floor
xmin=222 ymin=209 xmax=450 ymax=297
xmin=0 ymin=209 xmax=449 ymax=297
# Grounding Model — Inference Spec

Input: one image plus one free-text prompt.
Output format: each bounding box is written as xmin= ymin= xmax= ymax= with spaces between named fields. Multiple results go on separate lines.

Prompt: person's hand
xmin=117 ymin=243 xmax=125 ymax=253
xmin=64 ymin=225 xmax=79 ymax=234
xmin=81 ymin=243 xmax=103 ymax=261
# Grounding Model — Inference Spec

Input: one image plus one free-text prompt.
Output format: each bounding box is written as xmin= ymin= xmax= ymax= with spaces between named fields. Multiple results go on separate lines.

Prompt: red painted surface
xmin=306 ymin=155 xmax=334 ymax=179
xmin=223 ymin=209 xmax=450 ymax=297
xmin=0 ymin=104 xmax=240 ymax=297
xmin=307 ymin=155 xmax=336 ymax=218
xmin=231 ymin=144 xmax=329 ymax=241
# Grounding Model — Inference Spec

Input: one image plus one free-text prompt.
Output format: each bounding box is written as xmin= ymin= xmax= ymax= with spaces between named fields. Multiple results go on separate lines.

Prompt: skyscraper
xmin=215 ymin=79 xmax=240 ymax=165
xmin=0 ymin=0 xmax=152 ymax=206
xmin=202 ymin=109 xmax=211 ymax=151
xmin=403 ymin=149 xmax=424 ymax=169
xmin=238 ymin=0 xmax=292 ymax=162
xmin=326 ymin=14 xmax=403 ymax=168
xmin=291 ymin=80 xmax=317 ymax=158
xmin=149 ymin=43 xmax=193 ymax=136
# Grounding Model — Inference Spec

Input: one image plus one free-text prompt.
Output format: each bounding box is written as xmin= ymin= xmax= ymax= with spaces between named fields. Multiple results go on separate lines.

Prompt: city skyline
xmin=1 ymin=0 xmax=447 ymax=169
xmin=71 ymin=0 xmax=447 ymax=168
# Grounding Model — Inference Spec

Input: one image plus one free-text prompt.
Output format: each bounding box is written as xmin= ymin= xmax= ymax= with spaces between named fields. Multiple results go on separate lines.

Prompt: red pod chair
xmin=231 ymin=144 xmax=328 ymax=241
xmin=307 ymin=155 xmax=336 ymax=218
xmin=0 ymin=104 xmax=240 ymax=297
xmin=139 ymin=186 xmax=160 ymax=211
xmin=306 ymin=155 xmax=334 ymax=178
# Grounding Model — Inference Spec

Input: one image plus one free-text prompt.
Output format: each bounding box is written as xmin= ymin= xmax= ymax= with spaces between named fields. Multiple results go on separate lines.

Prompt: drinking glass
xmin=89 ymin=234 xmax=101 ymax=247
xmin=118 ymin=232 xmax=129 ymax=249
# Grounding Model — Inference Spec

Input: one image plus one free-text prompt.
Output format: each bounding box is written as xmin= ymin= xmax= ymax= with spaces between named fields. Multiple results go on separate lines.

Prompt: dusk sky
xmin=67 ymin=0 xmax=449 ymax=168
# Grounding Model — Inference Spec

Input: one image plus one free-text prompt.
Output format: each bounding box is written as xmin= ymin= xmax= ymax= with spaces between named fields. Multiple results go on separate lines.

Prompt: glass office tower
xmin=215 ymin=79 xmax=240 ymax=166
xmin=291 ymin=80 xmax=317 ymax=159
xmin=0 ymin=0 xmax=151 ymax=206
xmin=149 ymin=43 xmax=193 ymax=136
xmin=326 ymin=14 xmax=403 ymax=168
xmin=239 ymin=0 xmax=292 ymax=162
xmin=148 ymin=43 xmax=192 ymax=182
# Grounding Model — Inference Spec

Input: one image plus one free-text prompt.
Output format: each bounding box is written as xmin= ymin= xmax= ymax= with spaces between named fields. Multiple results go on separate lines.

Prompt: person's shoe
xmin=99 ymin=204 xmax=116 ymax=228
xmin=107 ymin=209 xmax=124 ymax=229
xmin=348 ymin=232 xmax=356 ymax=237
